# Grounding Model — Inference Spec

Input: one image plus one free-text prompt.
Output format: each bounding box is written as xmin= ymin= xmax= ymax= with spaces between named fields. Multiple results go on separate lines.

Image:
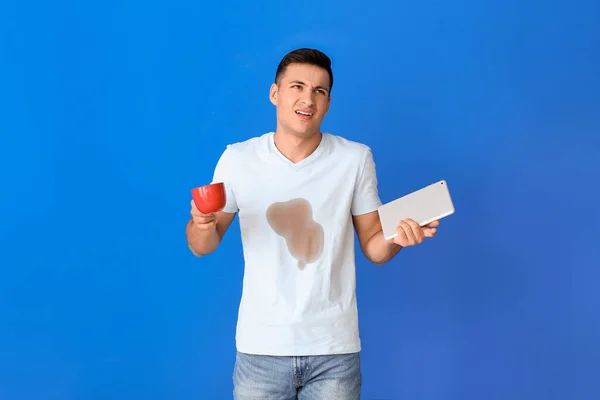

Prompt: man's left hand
xmin=392 ymin=219 xmax=439 ymax=247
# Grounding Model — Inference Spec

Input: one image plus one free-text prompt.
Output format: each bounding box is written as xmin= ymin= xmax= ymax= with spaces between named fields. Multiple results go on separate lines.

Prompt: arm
xmin=353 ymin=211 xmax=440 ymax=265
xmin=186 ymin=211 xmax=236 ymax=257
xmin=350 ymin=147 xmax=399 ymax=265
xmin=350 ymin=146 xmax=439 ymax=265
xmin=353 ymin=211 xmax=402 ymax=265
xmin=187 ymin=145 xmax=239 ymax=257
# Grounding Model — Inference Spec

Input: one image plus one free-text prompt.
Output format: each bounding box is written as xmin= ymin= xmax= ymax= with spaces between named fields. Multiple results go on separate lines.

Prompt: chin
xmin=294 ymin=121 xmax=321 ymax=135
xmin=279 ymin=118 xmax=321 ymax=138
xmin=293 ymin=128 xmax=319 ymax=138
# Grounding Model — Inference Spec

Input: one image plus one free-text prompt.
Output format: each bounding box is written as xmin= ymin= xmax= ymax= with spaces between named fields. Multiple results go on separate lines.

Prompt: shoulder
xmin=323 ymin=133 xmax=375 ymax=162
xmin=223 ymin=132 xmax=272 ymax=155
xmin=215 ymin=132 xmax=272 ymax=167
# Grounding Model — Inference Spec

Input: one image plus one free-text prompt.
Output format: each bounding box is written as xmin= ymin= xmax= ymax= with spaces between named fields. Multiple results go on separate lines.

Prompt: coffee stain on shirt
xmin=266 ymin=198 xmax=324 ymax=270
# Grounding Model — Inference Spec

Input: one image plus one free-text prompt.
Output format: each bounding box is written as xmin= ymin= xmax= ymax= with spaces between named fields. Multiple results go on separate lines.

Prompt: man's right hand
xmin=190 ymin=199 xmax=217 ymax=231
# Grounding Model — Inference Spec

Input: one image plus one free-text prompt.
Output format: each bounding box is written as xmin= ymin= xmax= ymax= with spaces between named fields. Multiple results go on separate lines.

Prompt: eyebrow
xmin=290 ymin=80 xmax=330 ymax=93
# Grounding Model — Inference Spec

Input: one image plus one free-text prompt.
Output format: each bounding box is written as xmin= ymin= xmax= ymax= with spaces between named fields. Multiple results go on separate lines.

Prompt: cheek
xmin=318 ymin=99 xmax=330 ymax=113
xmin=277 ymin=97 xmax=292 ymax=112
xmin=287 ymin=96 xmax=299 ymax=108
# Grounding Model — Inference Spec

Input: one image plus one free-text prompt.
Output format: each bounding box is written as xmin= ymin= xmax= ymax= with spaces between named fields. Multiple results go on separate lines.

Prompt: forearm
xmin=363 ymin=230 xmax=402 ymax=265
xmin=186 ymin=219 xmax=222 ymax=256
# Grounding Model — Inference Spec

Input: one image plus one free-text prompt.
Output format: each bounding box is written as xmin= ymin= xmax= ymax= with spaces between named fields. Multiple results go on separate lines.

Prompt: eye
xmin=292 ymin=85 xmax=302 ymax=89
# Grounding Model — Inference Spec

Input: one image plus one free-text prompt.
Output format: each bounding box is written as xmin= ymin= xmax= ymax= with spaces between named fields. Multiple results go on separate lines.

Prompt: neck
xmin=273 ymin=128 xmax=322 ymax=164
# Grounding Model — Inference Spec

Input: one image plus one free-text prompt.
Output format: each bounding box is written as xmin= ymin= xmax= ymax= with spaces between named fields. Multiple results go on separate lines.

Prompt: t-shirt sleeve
xmin=351 ymin=147 xmax=383 ymax=216
xmin=211 ymin=145 xmax=239 ymax=213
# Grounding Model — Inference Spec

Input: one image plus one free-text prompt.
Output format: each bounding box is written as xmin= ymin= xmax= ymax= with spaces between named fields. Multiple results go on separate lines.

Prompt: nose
xmin=300 ymin=90 xmax=315 ymax=106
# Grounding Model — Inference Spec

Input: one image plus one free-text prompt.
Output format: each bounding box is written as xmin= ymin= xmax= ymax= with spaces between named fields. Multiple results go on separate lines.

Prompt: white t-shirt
xmin=212 ymin=132 xmax=382 ymax=356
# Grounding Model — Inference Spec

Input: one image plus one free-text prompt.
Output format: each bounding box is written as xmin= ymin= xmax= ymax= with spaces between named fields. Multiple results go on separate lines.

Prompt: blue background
xmin=1 ymin=0 xmax=599 ymax=399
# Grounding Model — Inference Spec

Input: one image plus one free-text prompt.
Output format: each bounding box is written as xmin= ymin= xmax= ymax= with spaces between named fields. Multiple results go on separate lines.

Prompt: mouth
xmin=295 ymin=110 xmax=314 ymax=119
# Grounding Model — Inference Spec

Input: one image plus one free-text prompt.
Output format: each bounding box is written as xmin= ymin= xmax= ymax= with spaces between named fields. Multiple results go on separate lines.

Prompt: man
xmin=186 ymin=48 xmax=439 ymax=399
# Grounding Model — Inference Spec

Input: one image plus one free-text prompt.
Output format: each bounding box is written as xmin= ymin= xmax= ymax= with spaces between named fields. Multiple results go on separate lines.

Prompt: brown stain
xmin=266 ymin=198 xmax=324 ymax=270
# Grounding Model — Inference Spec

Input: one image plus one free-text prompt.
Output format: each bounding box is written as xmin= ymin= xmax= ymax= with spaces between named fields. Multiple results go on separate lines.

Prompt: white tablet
xmin=378 ymin=180 xmax=455 ymax=240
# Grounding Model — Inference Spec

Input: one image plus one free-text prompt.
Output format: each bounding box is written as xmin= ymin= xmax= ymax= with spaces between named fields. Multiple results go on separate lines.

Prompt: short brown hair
xmin=274 ymin=48 xmax=334 ymax=93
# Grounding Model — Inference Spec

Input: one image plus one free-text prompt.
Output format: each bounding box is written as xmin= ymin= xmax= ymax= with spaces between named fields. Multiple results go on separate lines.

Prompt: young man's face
xmin=270 ymin=63 xmax=331 ymax=138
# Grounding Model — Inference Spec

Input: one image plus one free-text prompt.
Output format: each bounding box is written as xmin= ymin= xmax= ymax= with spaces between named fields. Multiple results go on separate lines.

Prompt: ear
xmin=269 ymin=83 xmax=278 ymax=106
xmin=324 ymin=95 xmax=331 ymax=114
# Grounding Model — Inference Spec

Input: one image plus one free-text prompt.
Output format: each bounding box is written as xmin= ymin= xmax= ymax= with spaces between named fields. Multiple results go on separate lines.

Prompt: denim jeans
xmin=233 ymin=351 xmax=362 ymax=399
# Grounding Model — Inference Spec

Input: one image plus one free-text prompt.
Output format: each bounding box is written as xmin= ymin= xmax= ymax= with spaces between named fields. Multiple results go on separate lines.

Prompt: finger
xmin=194 ymin=214 xmax=216 ymax=222
xmin=193 ymin=211 xmax=216 ymax=220
xmin=193 ymin=218 xmax=217 ymax=230
xmin=405 ymin=219 xmax=424 ymax=243
xmin=398 ymin=220 xmax=417 ymax=244
xmin=423 ymin=220 xmax=439 ymax=238
xmin=423 ymin=227 xmax=437 ymax=237
xmin=194 ymin=221 xmax=216 ymax=231
xmin=191 ymin=206 xmax=215 ymax=217
xmin=190 ymin=199 xmax=198 ymax=211
xmin=395 ymin=223 xmax=410 ymax=245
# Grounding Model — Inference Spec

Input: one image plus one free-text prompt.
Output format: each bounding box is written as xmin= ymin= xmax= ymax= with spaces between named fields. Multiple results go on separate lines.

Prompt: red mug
xmin=191 ymin=182 xmax=226 ymax=214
